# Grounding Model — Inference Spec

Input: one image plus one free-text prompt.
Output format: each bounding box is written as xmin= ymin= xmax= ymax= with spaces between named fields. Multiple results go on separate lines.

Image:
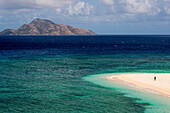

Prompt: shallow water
xmin=83 ymin=73 xmax=170 ymax=113
xmin=0 ymin=55 xmax=149 ymax=113
xmin=0 ymin=35 xmax=170 ymax=112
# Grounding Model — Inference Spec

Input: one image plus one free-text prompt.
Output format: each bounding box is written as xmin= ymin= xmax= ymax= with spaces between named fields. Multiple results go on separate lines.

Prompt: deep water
xmin=0 ymin=35 xmax=170 ymax=113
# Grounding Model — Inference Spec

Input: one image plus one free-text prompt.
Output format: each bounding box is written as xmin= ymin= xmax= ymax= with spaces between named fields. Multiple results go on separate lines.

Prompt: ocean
xmin=0 ymin=35 xmax=170 ymax=113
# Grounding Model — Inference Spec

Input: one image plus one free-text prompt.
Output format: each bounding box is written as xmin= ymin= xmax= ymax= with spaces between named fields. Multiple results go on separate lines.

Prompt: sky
xmin=0 ymin=0 xmax=170 ymax=34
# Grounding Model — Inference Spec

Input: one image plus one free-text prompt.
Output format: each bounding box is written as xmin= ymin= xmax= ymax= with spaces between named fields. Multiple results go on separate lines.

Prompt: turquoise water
xmin=1 ymin=35 xmax=170 ymax=112
xmin=1 ymin=54 xmax=170 ymax=112
xmin=83 ymin=73 xmax=170 ymax=113
xmin=0 ymin=55 xmax=150 ymax=113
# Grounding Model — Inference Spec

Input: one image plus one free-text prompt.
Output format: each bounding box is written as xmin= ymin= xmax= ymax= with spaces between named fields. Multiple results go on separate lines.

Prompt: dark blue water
xmin=0 ymin=35 xmax=170 ymax=113
xmin=0 ymin=35 xmax=170 ymax=58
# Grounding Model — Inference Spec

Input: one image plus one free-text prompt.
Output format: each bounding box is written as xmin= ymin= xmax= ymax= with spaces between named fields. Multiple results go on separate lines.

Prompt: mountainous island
xmin=0 ymin=18 xmax=96 ymax=35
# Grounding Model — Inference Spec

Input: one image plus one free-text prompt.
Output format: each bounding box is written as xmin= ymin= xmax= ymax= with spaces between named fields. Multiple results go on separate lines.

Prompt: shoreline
xmin=106 ymin=73 xmax=170 ymax=98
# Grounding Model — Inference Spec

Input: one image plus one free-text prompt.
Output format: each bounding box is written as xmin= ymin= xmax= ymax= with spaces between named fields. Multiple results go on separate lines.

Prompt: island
xmin=0 ymin=18 xmax=96 ymax=35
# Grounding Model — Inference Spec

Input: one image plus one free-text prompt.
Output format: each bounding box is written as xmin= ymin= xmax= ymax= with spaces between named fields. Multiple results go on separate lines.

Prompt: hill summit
xmin=0 ymin=18 xmax=96 ymax=35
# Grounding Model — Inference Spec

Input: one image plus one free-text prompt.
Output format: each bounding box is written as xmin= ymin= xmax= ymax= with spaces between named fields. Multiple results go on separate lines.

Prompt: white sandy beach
xmin=107 ymin=73 xmax=170 ymax=97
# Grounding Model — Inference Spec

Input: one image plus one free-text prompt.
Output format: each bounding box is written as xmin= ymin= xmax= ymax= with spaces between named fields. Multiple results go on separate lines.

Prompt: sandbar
xmin=107 ymin=73 xmax=170 ymax=97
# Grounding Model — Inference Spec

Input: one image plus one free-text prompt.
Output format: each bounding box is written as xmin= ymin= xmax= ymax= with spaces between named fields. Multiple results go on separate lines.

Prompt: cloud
xmin=0 ymin=0 xmax=170 ymax=28
xmin=164 ymin=7 xmax=170 ymax=15
xmin=121 ymin=0 xmax=160 ymax=14
xmin=162 ymin=0 xmax=170 ymax=15
xmin=68 ymin=2 xmax=94 ymax=16
xmin=100 ymin=0 xmax=163 ymax=15
xmin=56 ymin=8 xmax=62 ymax=14
xmin=93 ymin=0 xmax=170 ymax=23
xmin=101 ymin=0 xmax=114 ymax=6
xmin=0 ymin=0 xmax=75 ymax=9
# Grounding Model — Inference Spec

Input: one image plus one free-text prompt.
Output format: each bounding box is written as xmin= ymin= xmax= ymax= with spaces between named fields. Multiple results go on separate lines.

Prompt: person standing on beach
xmin=154 ymin=76 xmax=156 ymax=81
